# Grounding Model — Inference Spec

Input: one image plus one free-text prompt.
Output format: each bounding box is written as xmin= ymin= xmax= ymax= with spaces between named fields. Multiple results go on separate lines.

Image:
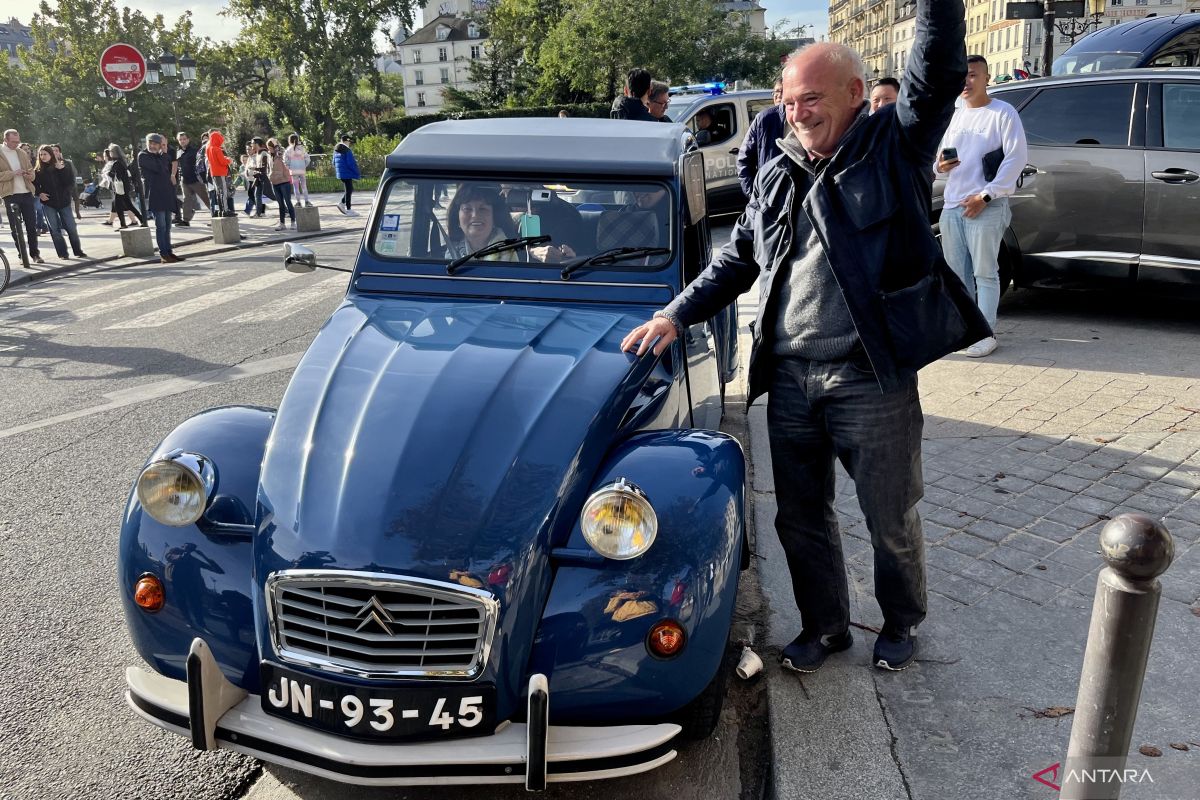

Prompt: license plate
xmin=259 ymin=663 xmax=496 ymax=742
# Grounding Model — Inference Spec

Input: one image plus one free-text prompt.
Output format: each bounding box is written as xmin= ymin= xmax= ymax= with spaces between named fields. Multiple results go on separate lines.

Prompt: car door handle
xmin=1151 ymin=169 xmax=1200 ymax=183
xmin=1021 ymin=166 xmax=1038 ymax=178
xmin=728 ymin=147 xmax=740 ymax=155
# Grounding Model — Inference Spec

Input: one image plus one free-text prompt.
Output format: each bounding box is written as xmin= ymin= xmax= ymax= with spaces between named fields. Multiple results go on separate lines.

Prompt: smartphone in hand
xmin=941 ymin=147 xmax=958 ymax=162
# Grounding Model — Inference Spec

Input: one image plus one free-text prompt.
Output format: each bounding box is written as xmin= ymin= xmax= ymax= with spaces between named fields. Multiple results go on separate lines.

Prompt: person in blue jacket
xmin=735 ymin=79 xmax=786 ymax=199
xmin=332 ymin=134 xmax=360 ymax=215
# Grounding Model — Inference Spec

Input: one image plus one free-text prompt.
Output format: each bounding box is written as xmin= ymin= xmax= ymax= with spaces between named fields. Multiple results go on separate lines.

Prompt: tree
xmin=224 ymin=0 xmax=419 ymax=145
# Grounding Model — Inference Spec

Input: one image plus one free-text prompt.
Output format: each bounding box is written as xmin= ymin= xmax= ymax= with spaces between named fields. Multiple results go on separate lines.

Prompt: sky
xmin=9 ymin=0 xmax=829 ymax=45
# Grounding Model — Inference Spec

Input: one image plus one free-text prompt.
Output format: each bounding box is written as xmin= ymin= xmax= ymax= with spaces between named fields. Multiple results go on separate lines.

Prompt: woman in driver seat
xmin=445 ymin=185 xmax=519 ymax=262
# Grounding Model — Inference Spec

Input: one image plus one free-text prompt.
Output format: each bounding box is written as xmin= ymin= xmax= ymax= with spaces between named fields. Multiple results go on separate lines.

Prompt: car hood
xmin=254 ymin=297 xmax=653 ymax=696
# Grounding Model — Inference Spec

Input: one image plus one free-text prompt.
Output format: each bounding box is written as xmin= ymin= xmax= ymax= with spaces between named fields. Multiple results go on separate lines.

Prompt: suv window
xmin=1019 ymin=83 xmax=1134 ymax=146
xmin=746 ymin=98 xmax=775 ymax=120
xmin=991 ymin=86 xmax=1036 ymax=110
xmin=1162 ymin=83 xmax=1200 ymax=150
xmin=689 ymin=102 xmax=737 ymax=147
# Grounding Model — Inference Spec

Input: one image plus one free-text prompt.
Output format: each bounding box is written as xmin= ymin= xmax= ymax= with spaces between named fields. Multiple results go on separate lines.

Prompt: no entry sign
xmin=99 ymin=43 xmax=147 ymax=92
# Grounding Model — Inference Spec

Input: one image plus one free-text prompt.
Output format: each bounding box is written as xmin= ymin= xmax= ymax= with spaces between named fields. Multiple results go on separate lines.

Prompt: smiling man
xmin=622 ymin=0 xmax=988 ymax=673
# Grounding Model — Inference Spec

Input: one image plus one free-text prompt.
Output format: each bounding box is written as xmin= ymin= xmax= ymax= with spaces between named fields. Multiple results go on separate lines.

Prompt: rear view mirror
xmin=283 ymin=242 xmax=317 ymax=274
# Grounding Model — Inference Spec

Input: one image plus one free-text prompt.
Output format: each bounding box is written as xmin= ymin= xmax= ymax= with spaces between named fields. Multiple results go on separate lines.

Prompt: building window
xmin=417 ymin=91 xmax=426 ymax=107
xmin=468 ymin=22 xmax=479 ymax=38
xmin=438 ymin=46 xmax=448 ymax=61
xmin=413 ymin=49 xmax=422 ymax=63
xmin=1161 ymin=0 xmax=1174 ymax=5
xmin=436 ymin=26 xmax=449 ymax=40
xmin=415 ymin=70 xmax=424 ymax=85
xmin=1135 ymin=0 xmax=1147 ymax=4
xmin=470 ymin=45 xmax=481 ymax=59
xmin=440 ymin=67 xmax=449 ymax=83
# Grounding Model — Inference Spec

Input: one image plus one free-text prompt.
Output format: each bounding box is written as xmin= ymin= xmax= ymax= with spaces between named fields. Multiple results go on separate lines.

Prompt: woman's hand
xmin=620 ymin=317 xmax=678 ymax=357
xmin=38 ymin=193 xmax=49 ymax=201
xmin=529 ymin=243 xmax=576 ymax=263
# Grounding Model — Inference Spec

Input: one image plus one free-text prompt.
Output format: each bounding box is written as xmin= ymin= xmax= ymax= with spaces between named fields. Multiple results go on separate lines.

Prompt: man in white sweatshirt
xmin=935 ymin=55 xmax=1028 ymax=357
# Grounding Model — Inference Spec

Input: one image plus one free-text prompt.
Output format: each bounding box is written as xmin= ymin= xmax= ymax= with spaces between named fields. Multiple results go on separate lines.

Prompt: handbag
xmin=982 ymin=147 xmax=1004 ymax=183
xmin=112 ymin=176 xmax=125 ymax=195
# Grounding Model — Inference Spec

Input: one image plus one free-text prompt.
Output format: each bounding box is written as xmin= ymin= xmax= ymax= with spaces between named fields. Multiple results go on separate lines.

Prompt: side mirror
xmin=283 ymin=242 xmax=317 ymax=274
xmin=694 ymin=130 xmax=712 ymax=146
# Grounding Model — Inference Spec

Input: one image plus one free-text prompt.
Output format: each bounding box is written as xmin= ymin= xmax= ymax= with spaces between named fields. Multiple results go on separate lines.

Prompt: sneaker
xmin=964 ymin=336 xmax=998 ymax=358
xmin=336 ymin=201 xmax=348 ymax=215
xmin=160 ymin=253 xmax=181 ymax=264
xmin=176 ymin=220 xmax=190 ymax=227
xmin=75 ymin=252 xmax=89 ymax=258
xmin=873 ymin=627 xmax=918 ymax=671
xmin=290 ymin=221 xmax=297 ymax=230
xmin=304 ymin=200 xmax=313 ymax=208
xmin=274 ymin=223 xmax=286 ymax=231
xmin=780 ymin=630 xmax=853 ymax=674
xmin=33 ymin=254 xmax=44 ymax=264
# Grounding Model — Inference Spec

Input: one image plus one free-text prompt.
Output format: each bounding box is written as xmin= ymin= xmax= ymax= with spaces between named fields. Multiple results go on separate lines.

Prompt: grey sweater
xmin=771 ymin=224 xmax=859 ymax=360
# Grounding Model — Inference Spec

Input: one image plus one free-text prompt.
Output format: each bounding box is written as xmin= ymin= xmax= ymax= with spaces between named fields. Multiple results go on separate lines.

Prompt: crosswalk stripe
xmin=222 ymin=274 xmax=348 ymax=324
xmin=21 ymin=270 xmax=235 ymax=333
xmin=0 ymin=280 xmax=131 ymax=323
xmin=105 ymin=271 xmax=300 ymax=329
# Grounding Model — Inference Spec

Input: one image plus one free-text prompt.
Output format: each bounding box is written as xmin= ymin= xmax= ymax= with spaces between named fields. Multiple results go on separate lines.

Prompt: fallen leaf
xmin=1139 ymin=745 xmax=1162 ymax=757
xmin=1035 ymin=564 xmax=1048 ymax=571
xmin=1094 ymin=437 xmax=1114 ymax=444
xmin=1191 ymin=607 xmax=1200 ymax=618
xmin=1022 ymin=706 xmax=1074 ymax=719
xmin=994 ymin=472 xmax=1006 ymax=480
xmin=1169 ymin=743 xmax=1189 ymax=752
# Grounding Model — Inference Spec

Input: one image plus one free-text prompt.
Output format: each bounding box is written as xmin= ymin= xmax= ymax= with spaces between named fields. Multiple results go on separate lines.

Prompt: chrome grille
xmin=266 ymin=570 xmax=499 ymax=679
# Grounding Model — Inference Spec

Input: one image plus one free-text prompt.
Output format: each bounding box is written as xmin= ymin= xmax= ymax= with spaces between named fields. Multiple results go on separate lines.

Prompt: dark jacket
xmin=663 ymin=0 xmax=988 ymax=403
xmin=137 ymin=149 xmax=175 ymax=212
xmin=610 ymin=95 xmax=657 ymax=122
xmin=195 ymin=148 xmax=209 ymax=185
xmin=178 ymin=144 xmax=200 ymax=185
xmin=333 ymin=143 xmax=360 ymax=180
xmin=33 ymin=164 xmax=75 ymax=209
xmin=736 ymin=104 xmax=786 ymax=198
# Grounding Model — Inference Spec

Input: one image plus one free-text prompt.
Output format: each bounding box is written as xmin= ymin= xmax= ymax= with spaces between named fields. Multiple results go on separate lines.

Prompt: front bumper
xmin=125 ymin=640 xmax=680 ymax=788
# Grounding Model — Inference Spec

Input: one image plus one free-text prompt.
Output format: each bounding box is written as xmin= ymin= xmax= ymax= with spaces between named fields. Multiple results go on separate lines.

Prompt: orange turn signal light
xmin=134 ymin=575 xmax=165 ymax=612
xmin=647 ymin=619 xmax=686 ymax=658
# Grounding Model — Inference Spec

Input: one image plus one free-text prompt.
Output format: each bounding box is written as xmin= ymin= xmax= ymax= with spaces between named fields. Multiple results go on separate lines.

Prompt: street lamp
xmin=160 ymin=51 xmax=178 ymax=79
xmin=180 ymin=54 xmax=197 ymax=82
xmin=145 ymin=59 xmax=160 ymax=84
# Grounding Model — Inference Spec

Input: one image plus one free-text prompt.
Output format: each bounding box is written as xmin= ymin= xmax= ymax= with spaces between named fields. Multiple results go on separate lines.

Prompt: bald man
xmin=623 ymin=0 xmax=988 ymax=673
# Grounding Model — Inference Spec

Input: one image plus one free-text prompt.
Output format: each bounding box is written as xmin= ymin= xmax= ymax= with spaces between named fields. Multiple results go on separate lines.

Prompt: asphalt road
xmin=0 ymin=227 xmax=765 ymax=800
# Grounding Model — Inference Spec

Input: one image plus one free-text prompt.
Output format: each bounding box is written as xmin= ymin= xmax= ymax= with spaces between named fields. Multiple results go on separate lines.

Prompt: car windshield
xmin=370 ymin=178 xmax=675 ymax=273
xmin=1052 ymin=51 xmax=1140 ymax=75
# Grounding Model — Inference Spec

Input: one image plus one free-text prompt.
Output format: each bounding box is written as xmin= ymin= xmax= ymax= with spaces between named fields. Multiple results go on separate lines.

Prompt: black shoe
xmin=780 ymin=630 xmax=853 ymax=674
xmin=175 ymin=220 xmax=190 ymax=227
xmin=873 ymin=627 xmax=918 ymax=671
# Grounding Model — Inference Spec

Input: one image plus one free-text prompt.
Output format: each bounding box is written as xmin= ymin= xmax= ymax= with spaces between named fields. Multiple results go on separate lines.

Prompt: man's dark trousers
xmin=4 ymin=192 xmax=40 ymax=258
xmin=767 ymin=352 xmax=926 ymax=636
xmin=152 ymin=210 xmax=173 ymax=257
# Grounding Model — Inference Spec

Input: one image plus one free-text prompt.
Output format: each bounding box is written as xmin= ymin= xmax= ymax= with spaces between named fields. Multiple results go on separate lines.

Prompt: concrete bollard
xmin=295 ymin=205 xmax=321 ymax=233
xmin=212 ymin=215 xmax=240 ymax=245
xmin=119 ymin=226 xmax=154 ymax=258
xmin=1060 ymin=513 xmax=1175 ymax=800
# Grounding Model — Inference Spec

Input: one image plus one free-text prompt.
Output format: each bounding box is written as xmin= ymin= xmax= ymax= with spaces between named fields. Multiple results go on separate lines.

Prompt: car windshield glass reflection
xmin=370 ymin=179 xmax=675 ymax=274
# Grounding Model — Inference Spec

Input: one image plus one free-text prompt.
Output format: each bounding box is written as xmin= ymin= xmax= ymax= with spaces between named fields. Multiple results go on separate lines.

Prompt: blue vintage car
xmin=119 ymin=118 xmax=746 ymax=790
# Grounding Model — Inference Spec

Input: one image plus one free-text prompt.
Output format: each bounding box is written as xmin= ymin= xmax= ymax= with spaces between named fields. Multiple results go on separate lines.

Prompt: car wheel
xmin=672 ymin=642 xmax=734 ymax=740
xmin=999 ymin=247 xmax=1013 ymax=296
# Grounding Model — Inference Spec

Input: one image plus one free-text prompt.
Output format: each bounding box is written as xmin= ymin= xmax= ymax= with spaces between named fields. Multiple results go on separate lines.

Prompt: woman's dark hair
xmin=445 ymin=184 xmax=516 ymax=243
xmin=288 ymin=133 xmax=300 ymax=145
xmin=34 ymin=144 xmax=55 ymax=173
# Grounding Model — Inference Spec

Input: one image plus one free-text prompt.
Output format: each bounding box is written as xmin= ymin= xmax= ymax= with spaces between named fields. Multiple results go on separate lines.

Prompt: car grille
xmin=266 ymin=570 xmax=499 ymax=679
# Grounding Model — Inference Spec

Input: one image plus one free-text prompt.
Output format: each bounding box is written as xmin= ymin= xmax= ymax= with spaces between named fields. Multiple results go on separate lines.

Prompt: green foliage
xmin=379 ymin=102 xmax=611 ymax=138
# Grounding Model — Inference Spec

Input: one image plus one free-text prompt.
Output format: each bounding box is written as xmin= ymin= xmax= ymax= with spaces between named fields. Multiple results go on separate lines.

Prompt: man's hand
xmin=621 ymin=317 xmax=678 ymax=357
xmin=936 ymin=154 xmax=960 ymax=174
xmin=38 ymin=193 xmax=49 ymax=201
xmin=962 ymin=193 xmax=988 ymax=219
xmin=170 ymin=175 xmax=177 ymax=186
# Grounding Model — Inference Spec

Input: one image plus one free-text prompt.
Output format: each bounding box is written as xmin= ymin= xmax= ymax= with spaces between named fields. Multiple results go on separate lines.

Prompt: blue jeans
xmin=152 ymin=210 xmax=173 ymax=256
xmin=43 ymin=204 xmax=83 ymax=257
xmin=274 ymin=181 xmax=295 ymax=222
xmin=939 ymin=198 xmax=1011 ymax=329
xmin=767 ymin=353 xmax=926 ymax=634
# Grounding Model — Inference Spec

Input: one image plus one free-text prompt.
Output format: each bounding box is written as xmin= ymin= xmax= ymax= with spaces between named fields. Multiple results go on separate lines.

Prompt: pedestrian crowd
xmin=3 ymin=126 xmax=361 ymax=265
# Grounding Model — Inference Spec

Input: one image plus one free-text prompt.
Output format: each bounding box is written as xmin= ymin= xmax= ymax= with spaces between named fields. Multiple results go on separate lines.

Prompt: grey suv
xmin=934 ymin=69 xmax=1200 ymax=291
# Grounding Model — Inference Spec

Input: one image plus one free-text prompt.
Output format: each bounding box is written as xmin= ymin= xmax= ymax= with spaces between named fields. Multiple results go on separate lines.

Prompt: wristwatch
xmin=980 ymin=192 xmax=993 ymax=204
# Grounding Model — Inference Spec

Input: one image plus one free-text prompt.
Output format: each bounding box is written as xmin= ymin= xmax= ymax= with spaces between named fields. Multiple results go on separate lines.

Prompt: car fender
xmin=529 ymin=429 xmax=745 ymax=722
xmin=118 ymin=405 xmax=274 ymax=687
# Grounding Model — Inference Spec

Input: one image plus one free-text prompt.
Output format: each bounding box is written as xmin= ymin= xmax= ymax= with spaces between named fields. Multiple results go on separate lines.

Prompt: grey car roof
xmin=384 ymin=118 xmax=685 ymax=177
xmin=993 ymin=67 xmax=1200 ymax=92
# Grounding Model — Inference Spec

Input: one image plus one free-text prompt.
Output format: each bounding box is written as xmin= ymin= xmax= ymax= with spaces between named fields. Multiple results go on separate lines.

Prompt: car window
xmin=688 ymin=102 xmax=737 ymax=146
xmin=991 ymin=86 xmax=1036 ymax=110
xmin=1051 ymin=51 xmax=1140 ymax=75
xmin=370 ymin=178 xmax=675 ymax=270
xmin=1149 ymin=30 xmax=1200 ymax=68
xmin=1018 ymin=83 xmax=1135 ymax=146
xmin=746 ymin=98 xmax=775 ymax=119
xmin=1162 ymin=83 xmax=1200 ymax=150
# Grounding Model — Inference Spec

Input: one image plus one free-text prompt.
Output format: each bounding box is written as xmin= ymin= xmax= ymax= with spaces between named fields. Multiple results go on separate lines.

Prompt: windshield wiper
xmin=559 ymin=246 xmax=671 ymax=280
xmin=446 ymin=235 xmax=551 ymax=274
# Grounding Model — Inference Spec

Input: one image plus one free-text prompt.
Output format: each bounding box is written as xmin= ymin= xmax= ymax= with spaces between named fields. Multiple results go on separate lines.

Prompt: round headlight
xmin=580 ymin=479 xmax=657 ymax=560
xmin=136 ymin=454 xmax=211 ymax=527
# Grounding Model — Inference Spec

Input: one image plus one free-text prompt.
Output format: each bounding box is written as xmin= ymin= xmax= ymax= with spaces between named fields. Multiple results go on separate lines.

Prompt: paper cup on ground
xmin=736 ymin=646 xmax=763 ymax=679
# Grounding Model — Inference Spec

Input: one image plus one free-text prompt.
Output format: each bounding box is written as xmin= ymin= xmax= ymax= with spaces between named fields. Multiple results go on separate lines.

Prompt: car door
xmin=1008 ymin=80 xmax=1145 ymax=285
xmin=1139 ymin=80 xmax=1200 ymax=284
xmin=684 ymin=99 xmax=744 ymax=213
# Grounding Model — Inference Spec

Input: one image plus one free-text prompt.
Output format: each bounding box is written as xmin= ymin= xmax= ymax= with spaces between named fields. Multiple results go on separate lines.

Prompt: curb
xmin=7 ymin=223 xmax=363 ymax=290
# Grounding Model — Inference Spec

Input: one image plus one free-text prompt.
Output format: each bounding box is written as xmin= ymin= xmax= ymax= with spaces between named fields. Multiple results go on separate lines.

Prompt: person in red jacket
xmin=205 ymin=130 xmax=235 ymax=216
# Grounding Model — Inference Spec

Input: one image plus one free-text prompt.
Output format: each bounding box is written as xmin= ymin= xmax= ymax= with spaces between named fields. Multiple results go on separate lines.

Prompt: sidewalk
xmin=749 ymin=293 xmax=1200 ymax=799
xmin=3 ymin=192 xmax=365 ymax=289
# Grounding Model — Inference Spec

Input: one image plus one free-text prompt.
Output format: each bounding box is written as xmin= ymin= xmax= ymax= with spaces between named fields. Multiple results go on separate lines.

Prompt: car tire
xmin=999 ymin=248 xmax=1013 ymax=296
xmin=672 ymin=642 xmax=734 ymax=740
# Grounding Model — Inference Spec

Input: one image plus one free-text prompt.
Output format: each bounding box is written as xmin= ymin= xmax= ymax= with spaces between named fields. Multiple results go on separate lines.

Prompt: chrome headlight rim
xmin=135 ymin=450 xmax=216 ymax=527
xmin=580 ymin=477 xmax=658 ymax=561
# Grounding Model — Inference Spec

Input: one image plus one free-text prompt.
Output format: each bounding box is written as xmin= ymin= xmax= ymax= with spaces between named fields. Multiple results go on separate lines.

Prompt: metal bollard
xmin=1060 ymin=513 xmax=1175 ymax=800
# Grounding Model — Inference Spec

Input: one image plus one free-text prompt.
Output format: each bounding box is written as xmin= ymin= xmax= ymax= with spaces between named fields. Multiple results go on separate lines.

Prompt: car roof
xmin=992 ymin=67 xmax=1200 ymax=92
xmin=1067 ymin=13 xmax=1200 ymax=53
xmin=385 ymin=118 xmax=685 ymax=177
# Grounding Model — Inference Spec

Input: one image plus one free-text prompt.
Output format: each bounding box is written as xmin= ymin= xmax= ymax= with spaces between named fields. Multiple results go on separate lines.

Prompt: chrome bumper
xmin=126 ymin=639 xmax=680 ymax=789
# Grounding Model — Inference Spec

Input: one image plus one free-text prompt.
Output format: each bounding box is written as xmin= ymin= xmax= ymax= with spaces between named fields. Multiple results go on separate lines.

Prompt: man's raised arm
xmin=896 ymin=0 xmax=967 ymax=165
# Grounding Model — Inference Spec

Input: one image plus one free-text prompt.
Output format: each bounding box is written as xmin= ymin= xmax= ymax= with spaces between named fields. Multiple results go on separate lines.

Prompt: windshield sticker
xmin=377 ymin=240 xmax=397 ymax=255
xmin=380 ymin=214 xmax=401 ymax=231
xmin=379 ymin=232 xmax=397 ymax=241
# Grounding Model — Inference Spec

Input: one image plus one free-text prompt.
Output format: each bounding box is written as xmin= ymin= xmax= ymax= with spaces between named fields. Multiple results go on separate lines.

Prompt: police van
xmin=668 ymin=84 xmax=775 ymax=214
